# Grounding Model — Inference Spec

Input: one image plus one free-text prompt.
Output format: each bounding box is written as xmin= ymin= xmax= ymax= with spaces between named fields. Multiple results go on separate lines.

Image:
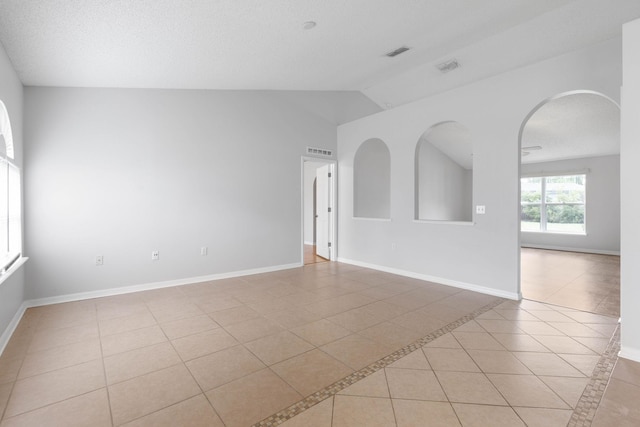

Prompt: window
xmin=0 ymin=101 xmax=21 ymax=273
xmin=521 ymin=174 xmax=586 ymax=234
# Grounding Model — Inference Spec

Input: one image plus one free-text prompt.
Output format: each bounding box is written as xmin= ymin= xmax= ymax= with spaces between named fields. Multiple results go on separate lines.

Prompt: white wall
xmin=418 ymin=141 xmax=472 ymax=221
xmin=24 ymin=88 xmax=337 ymax=300
xmin=521 ymin=155 xmax=620 ymax=254
xmin=621 ymin=18 xmax=640 ymax=361
xmin=337 ymin=37 xmax=622 ymax=299
xmin=0 ymin=41 xmax=24 ymax=340
xmin=353 ymin=139 xmax=391 ymax=219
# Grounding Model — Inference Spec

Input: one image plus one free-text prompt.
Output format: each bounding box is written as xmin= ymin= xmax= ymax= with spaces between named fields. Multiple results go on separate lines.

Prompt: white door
xmin=315 ymin=164 xmax=331 ymax=259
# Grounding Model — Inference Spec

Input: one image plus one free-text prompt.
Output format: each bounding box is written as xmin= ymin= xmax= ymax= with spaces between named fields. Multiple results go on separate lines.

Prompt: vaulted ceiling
xmin=2 ymin=0 xmax=640 ymax=111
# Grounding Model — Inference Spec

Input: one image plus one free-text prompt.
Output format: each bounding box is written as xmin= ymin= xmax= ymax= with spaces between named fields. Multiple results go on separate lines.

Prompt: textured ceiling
xmin=521 ymin=93 xmax=620 ymax=164
xmin=1 ymin=1 xmax=639 ymax=115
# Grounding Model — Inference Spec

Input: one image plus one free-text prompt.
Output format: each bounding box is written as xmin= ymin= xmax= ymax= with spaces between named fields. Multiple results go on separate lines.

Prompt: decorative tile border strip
xmin=253 ymin=297 xmax=506 ymax=427
xmin=568 ymin=323 xmax=621 ymax=427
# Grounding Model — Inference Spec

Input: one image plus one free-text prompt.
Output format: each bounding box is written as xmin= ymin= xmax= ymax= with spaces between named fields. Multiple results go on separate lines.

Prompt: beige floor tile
xmin=108 ymin=364 xmax=201 ymax=425
xmin=0 ymin=382 xmax=13 ymax=417
xmin=393 ymin=399 xmax=460 ymax=427
xmin=558 ymin=353 xmax=601 ymax=376
xmin=27 ymin=322 xmax=99 ymax=354
xmin=423 ymin=333 xmax=461 ymax=349
xmin=452 ymin=403 xmax=524 ymax=427
xmin=0 ymin=388 xmax=111 ymax=427
xmin=435 ymin=371 xmax=507 ymax=405
xmin=391 ymin=311 xmax=448 ymax=334
xmin=513 ymin=407 xmax=573 ymax=427
xmin=547 ymin=321 xmax=607 ymax=338
xmin=595 ymin=378 xmax=640 ymax=424
xmin=592 ymin=405 xmax=640 ymax=427
xmin=527 ymin=309 xmax=576 ymax=322
xmin=264 ymin=308 xmax=323 ymax=329
xmin=223 ymin=317 xmax=284 ymax=343
xmin=5 ymin=359 xmax=105 ymax=417
xmin=290 ymin=319 xmax=351 ymax=347
xmin=320 ymin=334 xmax=394 ymax=370
xmin=338 ymin=370 xmax=390 ymax=398
xmin=423 ymin=348 xmax=480 ymax=373
xmin=453 ymin=320 xmax=485 ymax=333
xmin=332 ymin=395 xmax=396 ymax=427
xmin=101 ymin=325 xmax=167 ymax=357
xmin=208 ymin=305 xmax=262 ymax=326
xmin=159 ymin=315 xmax=219 ymax=340
xmin=104 ymin=341 xmax=182 ymax=384
xmin=612 ymin=358 xmax=640 ymax=387
xmin=466 ymin=349 xmax=531 ymax=374
xmin=206 ymin=368 xmax=302 ymax=427
xmin=121 ymin=394 xmax=224 ymax=427
xmin=385 ymin=368 xmax=447 ymax=401
xmin=513 ymin=352 xmax=585 ymax=377
xmin=245 ymin=331 xmax=314 ymax=365
xmin=451 ymin=332 xmax=506 ymax=351
xmin=418 ymin=303 xmax=471 ymax=323
xmin=514 ymin=321 xmax=564 ymax=336
xmin=388 ymin=349 xmax=431 ymax=370
xmin=532 ymin=335 xmax=596 ymax=355
xmin=360 ymin=300 xmax=411 ymax=320
xmin=573 ymin=336 xmax=610 ymax=354
xmin=538 ymin=375 xmax=589 ymax=408
xmin=186 ymin=344 xmax=265 ymax=391
xmin=36 ymin=309 xmax=97 ymax=332
xmin=171 ymin=328 xmax=238 ymax=361
xmin=99 ymin=310 xmax=157 ymax=337
xmin=96 ymin=300 xmax=148 ymax=321
xmin=279 ymin=397 xmax=333 ymax=427
xmin=490 ymin=333 xmax=551 ymax=352
xmin=149 ymin=301 xmax=206 ymax=323
xmin=0 ymin=357 xmax=22 ymax=385
xmin=359 ymin=322 xmax=423 ymax=348
xmin=487 ymin=373 xmax=570 ymax=409
xmin=327 ymin=308 xmax=383 ymax=332
xmin=18 ymin=339 xmax=102 ymax=379
xmin=474 ymin=319 xmax=523 ymax=334
xmin=271 ymin=349 xmax=352 ymax=396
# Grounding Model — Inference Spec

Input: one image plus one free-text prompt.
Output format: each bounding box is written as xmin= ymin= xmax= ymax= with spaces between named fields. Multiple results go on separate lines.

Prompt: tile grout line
xmin=568 ymin=323 xmax=620 ymax=427
xmin=252 ymin=297 xmax=506 ymax=427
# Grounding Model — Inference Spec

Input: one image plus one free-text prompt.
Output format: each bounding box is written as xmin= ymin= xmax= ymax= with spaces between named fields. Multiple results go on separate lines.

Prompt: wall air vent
xmin=307 ymin=147 xmax=334 ymax=158
xmin=385 ymin=46 xmax=410 ymax=57
xmin=436 ymin=58 xmax=461 ymax=73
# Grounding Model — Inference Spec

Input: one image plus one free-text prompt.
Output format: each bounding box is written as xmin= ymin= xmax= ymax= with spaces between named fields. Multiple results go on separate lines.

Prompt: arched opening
xmin=518 ymin=91 xmax=620 ymax=316
xmin=353 ymin=138 xmax=391 ymax=219
xmin=0 ymin=101 xmax=14 ymax=159
xmin=415 ymin=121 xmax=472 ymax=222
xmin=0 ymin=100 xmax=20 ymax=272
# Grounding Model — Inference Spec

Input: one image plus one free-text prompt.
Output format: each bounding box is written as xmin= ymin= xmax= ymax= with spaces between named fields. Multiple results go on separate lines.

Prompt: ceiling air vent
xmin=307 ymin=147 xmax=333 ymax=158
xmin=385 ymin=46 xmax=410 ymax=58
xmin=436 ymin=58 xmax=461 ymax=73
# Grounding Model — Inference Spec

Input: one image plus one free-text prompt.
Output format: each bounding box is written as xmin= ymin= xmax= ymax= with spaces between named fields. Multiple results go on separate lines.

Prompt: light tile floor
xmin=0 ymin=261 xmax=631 ymax=426
xmin=521 ymin=248 xmax=620 ymax=317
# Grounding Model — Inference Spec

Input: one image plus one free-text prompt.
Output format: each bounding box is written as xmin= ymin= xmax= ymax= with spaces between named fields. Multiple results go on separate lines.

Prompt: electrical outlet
xmin=151 ymin=250 xmax=159 ymax=261
xmin=476 ymin=205 xmax=486 ymax=215
xmin=95 ymin=255 xmax=104 ymax=266
xmin=200 ymin=247 xmax=208 ymax=256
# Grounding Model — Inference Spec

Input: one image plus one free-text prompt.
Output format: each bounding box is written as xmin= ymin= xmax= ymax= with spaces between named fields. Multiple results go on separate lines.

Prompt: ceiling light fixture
xmin=385 ymin=46 xmax=410 ymax=58
xmin=436 ymin=58 xmax=460 ymax=73
xmin=303 ymin=21 xmax=317 ymax=30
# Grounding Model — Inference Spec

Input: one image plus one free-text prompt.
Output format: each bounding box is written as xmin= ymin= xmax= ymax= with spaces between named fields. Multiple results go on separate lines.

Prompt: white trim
xmin=619 ymin=346 xmax=640 ymax=363
xmin=413 ymin=220 xmax=475 ymax=226
xmin=24 ymin=262 xmax=302 ymax=309
xmin=521 ymin=244 xmax=619 ymax=256
xmin=521 ymin=169 xmax=590 ymax=178
xmin=0 ymin=256 xmax=28 ymax=287
xmin=303 ymin=241 xmax=315 ymax=246
xmin=0 ymin=301 xmax=27 ymax=356
xmin=337 ymin=257 xmax=521 ymax=301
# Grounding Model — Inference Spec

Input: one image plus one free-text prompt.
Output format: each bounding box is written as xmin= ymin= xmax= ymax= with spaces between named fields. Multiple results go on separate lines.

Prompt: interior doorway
xmin=302 ymin=159 xmax=336 ymax=265
xmin=518 ymin=91 xmax=621 ymax=316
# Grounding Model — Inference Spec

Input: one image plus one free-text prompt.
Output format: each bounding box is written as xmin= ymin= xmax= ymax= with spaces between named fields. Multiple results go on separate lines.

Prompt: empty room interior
xmin=2 ymin=1 xmax=640 ymax=426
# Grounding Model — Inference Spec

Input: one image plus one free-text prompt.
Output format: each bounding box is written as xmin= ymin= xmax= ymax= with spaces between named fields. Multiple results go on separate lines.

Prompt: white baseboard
xmin=303 ymin=241 xmax=314 ymax=246
xmin=0 ymin=301 xmax=28 ymax=356
xmin=521 ymin=244 xmax=620 ymax=256
xmin=337 ymin=257 xmax=521 ymax=301
xmin=619 ymin=346 xmax=640 ymax=363
xmin=25 ymin=262 xmax=303 ymax=309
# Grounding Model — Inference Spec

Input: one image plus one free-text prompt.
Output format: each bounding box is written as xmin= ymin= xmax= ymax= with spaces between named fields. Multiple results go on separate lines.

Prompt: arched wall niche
xmin=415 ymin=121 xmax=473 ymax=222
xmin=353 ymin=138 xmax=391 ymax=219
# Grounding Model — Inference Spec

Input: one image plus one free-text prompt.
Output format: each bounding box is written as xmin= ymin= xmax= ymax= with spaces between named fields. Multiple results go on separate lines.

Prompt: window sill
xmin=0 ymin=257 xmax=28 ymax=287
xmin=413 ymin=219 xmax=475 ymax=226
xmin=521 ymin=230 xmax=587 ymax=236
